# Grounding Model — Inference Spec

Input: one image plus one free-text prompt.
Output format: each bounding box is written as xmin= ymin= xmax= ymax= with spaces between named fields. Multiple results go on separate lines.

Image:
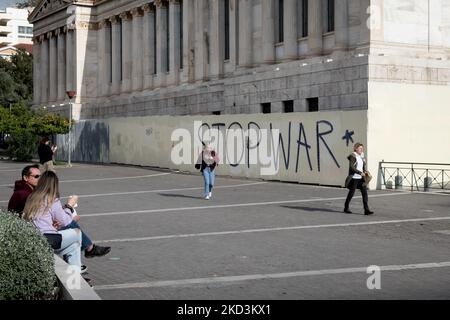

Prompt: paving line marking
xmin=94 ymin=261 xmax=450 ymax=291
xmin=0 ymin=181 xmax=267 ymax=203
xmin=83 ymin=192 xmax=409 ymax=218
xmin=94 ymin=216 xmax=450 ymax=244
xmin=0 ymin=172 xmax=171 ymax=187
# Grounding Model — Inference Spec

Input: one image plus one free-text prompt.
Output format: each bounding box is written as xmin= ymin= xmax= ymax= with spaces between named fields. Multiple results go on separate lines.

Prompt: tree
xmin=0 ymin=49 xmax=33 ymax=105
xmin=0 ymin=101 xmax=70 ymax=161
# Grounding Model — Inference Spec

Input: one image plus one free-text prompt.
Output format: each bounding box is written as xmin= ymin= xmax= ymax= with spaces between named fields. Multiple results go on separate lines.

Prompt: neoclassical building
xmin=30 ymin=0 xmax=450 ymax=120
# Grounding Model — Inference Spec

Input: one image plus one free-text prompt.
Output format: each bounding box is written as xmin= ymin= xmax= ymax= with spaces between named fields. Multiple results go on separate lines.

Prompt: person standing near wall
xmin=344 ymin=143 xmax=374 ymax=215
xmin=38 ymin=137 xmax=57 ymax=172
xmin=195 ymin=144 xmax=220 ymax=200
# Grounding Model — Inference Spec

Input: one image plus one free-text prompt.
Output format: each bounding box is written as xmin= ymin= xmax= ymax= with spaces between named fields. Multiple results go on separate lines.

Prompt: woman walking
xmin=344 ymin=143 xmax=374 ymax=215
xmin=23 ymin=171 xmax=82 ymax=273
xmin=195 ymin=144 xmax=220 ymax=200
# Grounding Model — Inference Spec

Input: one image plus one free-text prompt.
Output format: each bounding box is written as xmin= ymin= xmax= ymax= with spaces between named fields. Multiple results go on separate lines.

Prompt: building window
xmin=283 ymin=100 xmax=294 ymax=113
xmin=307 ymin=97 xmax=319 ymax=112
xmin=261 ymin=103 xmax=271 ymax=114
xmin=224 ymin=0 xmax=230 ymax=60
xmin=212 ymin=111 xmax=221 ymax=115
xmin=119 ymin=20 xmax=123 ymax=81
xmin=275 ymin=0 xmax=284 ymax=43
xmin=302 ymin=0 xmax=308 ymax=37
xmin=107 ymin=23 xmax=112 ymax=83
xmin=167 ymin=4 xmax=170 ymax=72
xmin=327 ymin=0 xmax=335 ymax=32
xmin=180 ymin=0 xmax=183 ymax=69
xmin=18 ymin=26 xmax=33 ymax=34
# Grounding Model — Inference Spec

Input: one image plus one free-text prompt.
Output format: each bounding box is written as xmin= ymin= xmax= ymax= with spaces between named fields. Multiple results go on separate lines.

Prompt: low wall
xmin=57 ymin=110 xmax=368 ymax=187
xmin=54 ymin=255 xmax=101 ymax=300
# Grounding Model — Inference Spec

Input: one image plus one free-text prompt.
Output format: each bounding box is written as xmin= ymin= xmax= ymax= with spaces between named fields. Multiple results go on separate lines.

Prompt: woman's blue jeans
xmin=202 ymin=167 xmax=215 ymax=197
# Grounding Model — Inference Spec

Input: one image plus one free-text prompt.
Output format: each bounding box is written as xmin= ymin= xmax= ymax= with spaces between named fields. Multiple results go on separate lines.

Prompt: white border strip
xmin=94 ymin=216 xmax=450 ymax=244
xmin=83 ymin=192 xmax=409 ymax=218
xmin=94 ymin=261 xmax=450 ymax=291
xmin=0 ymin=182 xmax=267 ymax=203
xmin=0 ymin=172 xmax=171 ymax=187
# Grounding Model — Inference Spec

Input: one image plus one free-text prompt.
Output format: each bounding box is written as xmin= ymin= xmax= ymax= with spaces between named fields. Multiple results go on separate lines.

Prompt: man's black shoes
xmin=85 ymin=244 xmax=111 ymax=258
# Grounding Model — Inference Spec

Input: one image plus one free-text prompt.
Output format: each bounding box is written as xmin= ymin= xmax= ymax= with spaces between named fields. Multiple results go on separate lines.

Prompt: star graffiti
xmin=342 ymin=129 xmax=355 ymax=146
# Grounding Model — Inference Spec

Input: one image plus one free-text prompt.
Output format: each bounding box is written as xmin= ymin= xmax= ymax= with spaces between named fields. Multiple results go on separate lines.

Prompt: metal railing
xmin=379 ymin=161 xmax=450 ymax=192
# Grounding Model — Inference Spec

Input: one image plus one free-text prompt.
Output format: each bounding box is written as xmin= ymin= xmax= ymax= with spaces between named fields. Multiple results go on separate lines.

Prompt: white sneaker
xmin=208 ymin=192 xmax=212 ymax=198
xmin=205 ymin=195 xmax=210 ymax=200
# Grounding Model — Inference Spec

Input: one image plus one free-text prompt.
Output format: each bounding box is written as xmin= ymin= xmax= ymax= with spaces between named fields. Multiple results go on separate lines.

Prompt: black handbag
xmin=44 ymin=233 xmax=62 ymax=250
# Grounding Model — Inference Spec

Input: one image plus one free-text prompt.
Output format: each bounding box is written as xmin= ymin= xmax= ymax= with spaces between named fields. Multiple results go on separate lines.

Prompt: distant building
xmin=0 ymin=7 xmax=34 ymax=50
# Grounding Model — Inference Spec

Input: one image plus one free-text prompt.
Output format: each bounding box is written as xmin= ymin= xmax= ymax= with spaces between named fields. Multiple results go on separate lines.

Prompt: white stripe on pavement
xmin=83 ymin=192 xmax=409 ymax=218
xmin=94 ymin=216 xmax=450 ymax=244
xmin=0 ymin=181 xmax=267 ymax=203
xmin=94 ymin=261 xmax=450 ymax=291
xmin=0 ymin=172 xmax=171 ymax=187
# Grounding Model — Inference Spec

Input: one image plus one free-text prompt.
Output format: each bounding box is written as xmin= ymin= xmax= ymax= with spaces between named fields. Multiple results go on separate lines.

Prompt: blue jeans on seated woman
xmin=55 ymin=228 xmax=82 ymax=274
xmin=60 ymin=221 xmax=93 ymax=252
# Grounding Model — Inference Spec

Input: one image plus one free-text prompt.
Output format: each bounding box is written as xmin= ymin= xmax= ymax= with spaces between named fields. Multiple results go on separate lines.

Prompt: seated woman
xmin=22 ymin=171 xmax=82 ymax=274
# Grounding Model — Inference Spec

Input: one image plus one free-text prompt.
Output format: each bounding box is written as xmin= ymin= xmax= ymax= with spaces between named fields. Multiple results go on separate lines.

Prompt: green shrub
xmin=0 ymin=210 xmax=56 ymax=300
xmin=6 ymin=130 xmax=39 ymax=162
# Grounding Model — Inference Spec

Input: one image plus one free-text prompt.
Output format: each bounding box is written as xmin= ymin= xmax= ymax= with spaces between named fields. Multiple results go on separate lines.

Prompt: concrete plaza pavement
xmin=1 ymin=160 xmax=449 ymax=299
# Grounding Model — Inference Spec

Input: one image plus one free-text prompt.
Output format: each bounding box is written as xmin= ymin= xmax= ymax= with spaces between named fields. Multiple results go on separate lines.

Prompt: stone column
xmin=56 ymin=28 xmax=66 ymax=101
xmin=182 ymin=0 xmax=195 ymax=82
xmin=155 ymin=0 xmax=168 ymax=87
xmin=142 ymin=3 xmax=156 ymax=89
xmin=307 ymin=0 xmax=323 ymax=56
xmin=261 ymin=0 xmax=275 ymax=64
xmin=169 ymin=0 xmax=181 ymax=85
xmin=40 ymin=35 xmax=48 ymax=104
xmin=110 ymin=16 xmax=121 ymax=95
xmin=194 ymin=0 xmax=207 ymax=81
xmin=65 ymin=27 xmax=74 ymax=92
xmin=209 ymin=0 xmax=224 ymax=78
xmin=48 ymin=31 xmax=57 ymax=103
xmin=32 ymin=37 xmax=41 ymax=105
xmin=358 ymin=0 xmax=370 ymax=50
xmin=131 ymin=7 xmax=144 ymax=91
xmin=120 ymin=11 xmax=132 ymax=93
xmin=284 ymin=0 xmax=298 ymax=60
xmin=229 ymin=0 xmax=239 ymax=67
xmin=334 ymin=0 xmax=349 ymax=52
xmin=97 ymin=20 xmax=108 ymax=96
xmin=238 ymin=0 xmax=252 ymax=67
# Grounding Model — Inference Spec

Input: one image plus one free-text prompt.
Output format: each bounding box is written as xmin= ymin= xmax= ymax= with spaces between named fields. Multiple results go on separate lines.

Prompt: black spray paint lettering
xmin=316 ymin=120 xmax=340 ymax=172
xmin=199 ymin=120 xmax=341 ymax=172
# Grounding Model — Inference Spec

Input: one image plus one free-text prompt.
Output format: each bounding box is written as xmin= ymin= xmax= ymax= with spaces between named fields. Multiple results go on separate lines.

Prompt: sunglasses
xmin=29 ymin=174 xmax=41 ymax=179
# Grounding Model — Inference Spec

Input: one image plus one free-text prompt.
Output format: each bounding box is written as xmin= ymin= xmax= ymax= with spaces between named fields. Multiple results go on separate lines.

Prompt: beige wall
xmin=367 ymin=81 xmax=450 ymax=188
xmin=109 ymin=111 xmax=368 ymax=186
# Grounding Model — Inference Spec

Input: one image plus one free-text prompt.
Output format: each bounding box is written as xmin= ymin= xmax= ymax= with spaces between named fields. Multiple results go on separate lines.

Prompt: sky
xmin=0 ymin=0 xmax=20 ymax=10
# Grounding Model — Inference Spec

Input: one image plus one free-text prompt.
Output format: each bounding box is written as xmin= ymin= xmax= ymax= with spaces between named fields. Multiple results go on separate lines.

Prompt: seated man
xmin=8 ymin=165 xmax=111 ymax=259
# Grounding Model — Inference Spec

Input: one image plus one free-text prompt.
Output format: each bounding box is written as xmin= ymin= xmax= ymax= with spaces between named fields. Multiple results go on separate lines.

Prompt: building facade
xmin=31 ymin=0 xmax=450 ymax=188
xmin=0 ymin=7 xmax=33 ymax=52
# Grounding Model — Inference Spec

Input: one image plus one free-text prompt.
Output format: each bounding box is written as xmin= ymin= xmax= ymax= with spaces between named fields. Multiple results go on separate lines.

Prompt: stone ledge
xmin=54 ymin=255 xmax=101 ymax=300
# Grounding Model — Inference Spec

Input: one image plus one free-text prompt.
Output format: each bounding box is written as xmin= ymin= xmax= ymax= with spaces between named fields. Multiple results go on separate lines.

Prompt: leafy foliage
xmin=0 ymin=211 xmax=56 ymax=300
xmin=0 ymin=102 xmax=70 ymax=161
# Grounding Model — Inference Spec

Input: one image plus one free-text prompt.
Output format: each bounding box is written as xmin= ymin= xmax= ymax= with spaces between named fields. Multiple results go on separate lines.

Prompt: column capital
xmin=154 ymin=0 xmax=167 ymax=9
xmin=109 ymin=15 xmax=121 ymax=25
xmin=98 ymin=19 xmax=110 ymax=29
xmin=55 ymin=28 xmax=62 ymax=36
xmin=142 ymin=3 xmax=155 ymax=12
xmin=46 ymin=31 xmax=54 ymax=39
xmin=119 ymin=11 xmax=132 ymax=21
xmin=131 ymin=7 xmax=144 ymax=17
xmin=39 ymin=34 xmax=46 ymax=42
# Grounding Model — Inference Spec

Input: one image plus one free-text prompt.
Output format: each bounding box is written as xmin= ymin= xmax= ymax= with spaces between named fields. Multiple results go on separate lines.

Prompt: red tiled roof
xmin=14 ymin=43 xmax=33 ymax=54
